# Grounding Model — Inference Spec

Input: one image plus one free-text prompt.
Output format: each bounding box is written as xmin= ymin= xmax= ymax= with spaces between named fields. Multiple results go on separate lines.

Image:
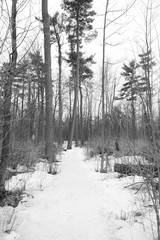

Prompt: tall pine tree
xmin=119 ymin=60 xmax=139 ymax=140
xmin=50 ymin=12 xmax=67 ymax=147
xmin=63 ymin=0 xmax=96 ymax=149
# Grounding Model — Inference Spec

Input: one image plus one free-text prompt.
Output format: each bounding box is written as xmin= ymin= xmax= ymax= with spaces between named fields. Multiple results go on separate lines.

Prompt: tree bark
xmin=42 ymin=0 xmax=54 ymax=171
xmin=38 ymin=80 xmax=45 ymax=141
xmin=67 ymin=9 xmax=80 ymax=149
xmin=79 ymin=82 xmax=84 ymax=146
xmin=20 ymin=75 xmax=25 ymax=141
xmin=58 ymin=43 xmax=63 ymax=147
xmin=101 ymin=0 xmax=109 ymax=172
xmin=130 ymin=75 xmax=136 ymax=140
xmin=0 ymin=0 xmax=17 ymax=194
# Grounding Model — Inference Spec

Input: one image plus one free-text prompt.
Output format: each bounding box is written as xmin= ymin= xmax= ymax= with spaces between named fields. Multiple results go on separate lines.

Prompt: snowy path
xmin=8 ymin=147 xmax=153 ymax=240
xmin=17 ymin=148 xmax=117 ymax=240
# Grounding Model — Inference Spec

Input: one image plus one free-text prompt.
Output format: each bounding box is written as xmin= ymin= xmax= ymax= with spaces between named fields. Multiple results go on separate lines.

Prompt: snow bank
xmin=0 ymin=148 xmax=157 ymax=240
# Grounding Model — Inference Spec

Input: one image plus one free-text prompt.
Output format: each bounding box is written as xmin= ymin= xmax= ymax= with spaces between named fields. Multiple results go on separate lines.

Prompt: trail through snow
xmin=18 ymin=148 xmax=117 ymax=240
xmin=2 ymin=147 xmax=154 ymax=240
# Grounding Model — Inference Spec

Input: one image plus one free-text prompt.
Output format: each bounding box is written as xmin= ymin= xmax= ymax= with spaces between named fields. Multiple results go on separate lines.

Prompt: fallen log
xmin=114 ymin=163 xmax=159 ymax=177
xmin=114 ymin=163 xmax=138 ymax=175
xmin=5 ymin=168 xmax=35 ymax=180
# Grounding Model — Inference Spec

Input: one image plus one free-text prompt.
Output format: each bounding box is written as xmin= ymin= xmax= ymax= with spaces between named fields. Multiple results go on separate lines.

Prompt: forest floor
xmin=0 ymin=147 xmax=157 ymax=240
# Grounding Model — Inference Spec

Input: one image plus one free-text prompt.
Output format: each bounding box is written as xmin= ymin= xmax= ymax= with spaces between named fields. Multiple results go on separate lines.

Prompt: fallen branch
xmin=124 ymin=182 xmax=144 ymax=189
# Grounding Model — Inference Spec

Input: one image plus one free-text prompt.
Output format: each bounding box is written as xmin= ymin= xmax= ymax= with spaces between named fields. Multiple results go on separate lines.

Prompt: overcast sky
xmin=1 ymin=0 xmax=160 ymax=82
xmin=45 ymin=0 xmax=160 ymax=82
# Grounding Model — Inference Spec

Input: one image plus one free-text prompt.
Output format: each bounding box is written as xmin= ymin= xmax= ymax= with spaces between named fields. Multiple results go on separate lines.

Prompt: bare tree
xmin=100 ymin=0 xmax=109 ymax=173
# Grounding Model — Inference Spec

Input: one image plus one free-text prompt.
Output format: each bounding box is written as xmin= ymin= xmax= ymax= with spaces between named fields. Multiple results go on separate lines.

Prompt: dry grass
xmin=8 ymin=141 xmax=45 ymax=171
xmin=114 ymin=138 xmax=149 ymax=157
xmin=85 ymin=137 xmax=150 ymax=159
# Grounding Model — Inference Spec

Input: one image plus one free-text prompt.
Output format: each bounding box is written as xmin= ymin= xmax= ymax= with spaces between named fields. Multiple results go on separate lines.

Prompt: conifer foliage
xmin=63 ymin=0 xmax=96 ymax=148
xmin=119 ymin=60 xmax=139 ymax=139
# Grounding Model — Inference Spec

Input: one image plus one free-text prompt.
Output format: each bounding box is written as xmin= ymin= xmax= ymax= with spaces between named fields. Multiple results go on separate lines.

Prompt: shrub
xmin=8 ymin=141 xmax=44 ymax=170
xmin=0 ymin=189 xmax=23 ymax=207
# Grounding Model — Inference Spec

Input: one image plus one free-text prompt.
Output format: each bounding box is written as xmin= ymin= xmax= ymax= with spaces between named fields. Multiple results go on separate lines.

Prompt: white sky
xmin=1 ymin=0 xmax=160 ymax=84
xmin=46 ymin=0 xmax=160 ymax=84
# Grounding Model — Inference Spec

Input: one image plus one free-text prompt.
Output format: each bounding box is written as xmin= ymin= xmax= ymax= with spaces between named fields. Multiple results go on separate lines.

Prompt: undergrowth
xmin=9 ymin=141 xmax=45 ymax=171
xmin=0 ymin=189 xmax=23 ymax=207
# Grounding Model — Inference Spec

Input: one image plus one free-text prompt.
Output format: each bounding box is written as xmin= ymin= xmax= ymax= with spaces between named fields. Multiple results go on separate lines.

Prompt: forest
xmin=0 ymin=0 xmax=160 ymax=239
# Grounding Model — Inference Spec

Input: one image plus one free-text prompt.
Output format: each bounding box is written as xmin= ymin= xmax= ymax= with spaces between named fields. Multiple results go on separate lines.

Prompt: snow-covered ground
xmin=0 ymin=147 xmax=157 ymax=240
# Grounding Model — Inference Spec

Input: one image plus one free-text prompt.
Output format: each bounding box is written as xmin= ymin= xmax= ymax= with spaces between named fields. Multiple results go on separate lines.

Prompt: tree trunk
xmin=101 ymin=0 xmax=109 ymax=173
xmin=67 ymin=9 xmax=80 ymax=149
xmin=42 ymin=0 xmax=55 ymax=171
xmin=38 ymin=81 xmax=45 ymax=141
xmin=79 ymin=82 xmax=84 ymax=146
xmin=0 ymin=0 xmax=17 ymax=194
xmin=75 ymin=113 xmax=78 ymax=146
xmin=37 ymin=70 xmax=40 ymax=142
xmin=131 ymin=76 xmax=136 ymax=140
xmin=58 ymin=43 xmax=63 ymax=147
xmin=27 ymin=78 xmax=32 ymax=140
xmin=20 ymin=76 xmax=25 ymax=141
